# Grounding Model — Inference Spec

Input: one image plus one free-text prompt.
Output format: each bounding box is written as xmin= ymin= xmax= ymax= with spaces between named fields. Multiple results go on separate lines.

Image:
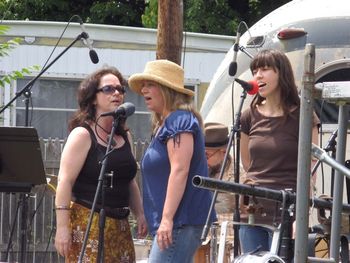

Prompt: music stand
xmin=0 ymin=126 xmax=46 ymax=192
xmin=0 ymin=126 xmax=47 ymax=263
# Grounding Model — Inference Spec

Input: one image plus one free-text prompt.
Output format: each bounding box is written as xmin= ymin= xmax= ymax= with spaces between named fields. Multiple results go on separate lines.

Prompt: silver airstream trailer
xmin=198 ymin=0 xmax=350 ymax=261
xmin=201 ymin=0 xmax=350 ymax=126
xmin=200 ymin=0 xmax=350 ymax=226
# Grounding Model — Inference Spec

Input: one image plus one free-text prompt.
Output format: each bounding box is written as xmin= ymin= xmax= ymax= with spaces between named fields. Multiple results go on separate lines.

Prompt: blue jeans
xmin=239 ymin=225 xmax=273 ymax=253
xmin=148 ymin=225 xmax=203 ymax=263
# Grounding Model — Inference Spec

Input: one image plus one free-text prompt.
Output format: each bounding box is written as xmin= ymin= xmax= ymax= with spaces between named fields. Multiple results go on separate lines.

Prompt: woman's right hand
xmin=54 ymin=225 xmax=72 ymax=257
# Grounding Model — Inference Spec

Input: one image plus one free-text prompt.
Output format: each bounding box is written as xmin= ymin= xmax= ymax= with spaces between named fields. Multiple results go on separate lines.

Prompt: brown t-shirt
xmin=239 ymin=106 xmax=318 ymax=225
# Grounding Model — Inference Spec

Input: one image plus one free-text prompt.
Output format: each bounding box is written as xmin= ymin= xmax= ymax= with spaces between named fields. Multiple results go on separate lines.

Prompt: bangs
xmin=250 ymin=51 xmax=279 ymax=72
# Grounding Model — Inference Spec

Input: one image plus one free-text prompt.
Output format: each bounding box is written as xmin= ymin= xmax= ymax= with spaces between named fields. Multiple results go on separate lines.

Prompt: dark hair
xmin=249 ymin=49 xmax=300 ymax=118
xmin=68 ymin=66 xmax=128 ymax=135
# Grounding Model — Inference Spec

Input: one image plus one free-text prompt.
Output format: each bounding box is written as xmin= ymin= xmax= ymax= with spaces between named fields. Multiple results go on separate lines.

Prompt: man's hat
xmin=204 ymin=122 xmax=229 ymax=149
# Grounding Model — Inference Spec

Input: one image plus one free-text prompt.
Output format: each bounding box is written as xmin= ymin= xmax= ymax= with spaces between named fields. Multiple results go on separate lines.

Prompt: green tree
xmin=241 ymin=0 xmax=291 ymax=27
xmin=0 ymin=0 xmax=291 ymax=35
xmin=184 ymin=0 xmax=239 ymax=35
xmin=0 ymin=0 xmax=70 ymax=21
xmin=142 ymin=0 xmax=239 ymax=35
xmin=142 ymin=0 xmax=291 ymax=34
xmin=0 ymin=0 xmax=145 ymax=27
xmin=142 ymin=0 xmax=158 ymax=28
xmin=88 ymin=1 xmax=146 ymax=27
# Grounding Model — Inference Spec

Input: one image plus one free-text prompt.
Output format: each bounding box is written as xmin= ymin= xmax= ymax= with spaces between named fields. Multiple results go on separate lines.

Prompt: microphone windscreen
xmin=228 ymin=62 xmax=237 ymax=77
xmin=247 ymin=81 xmax=259 ymax=95
xmin=121 ymin=102 xmax=135 ymax=118
xmin=89 ymin=49 xmax=99 ymax=64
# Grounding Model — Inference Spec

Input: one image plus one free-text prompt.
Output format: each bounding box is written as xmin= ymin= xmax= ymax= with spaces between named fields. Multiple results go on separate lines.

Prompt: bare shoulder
xmin=126 ymin=130 xmax=133 ymax=144
xmin=66 ymin=126 xmax=91 ymax=147
xmin=69 ymin=126 xmax=90 ymax=138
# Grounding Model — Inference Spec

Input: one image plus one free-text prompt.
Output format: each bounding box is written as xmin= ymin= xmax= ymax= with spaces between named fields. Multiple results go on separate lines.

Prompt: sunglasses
xmin=97 ymin=85 xmax=126 ymax=95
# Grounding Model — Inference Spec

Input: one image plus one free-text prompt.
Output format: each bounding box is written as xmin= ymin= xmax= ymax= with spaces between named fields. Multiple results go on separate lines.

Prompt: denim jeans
xmin=239 ymin=225 xmax=273 ymax=253
xmin=148 ymin=225 xmax=203 ymax=263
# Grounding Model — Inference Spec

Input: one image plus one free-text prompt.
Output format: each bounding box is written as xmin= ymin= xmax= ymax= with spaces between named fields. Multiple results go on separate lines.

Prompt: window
xmin=9 ymin=78 xmax=198 ymax=141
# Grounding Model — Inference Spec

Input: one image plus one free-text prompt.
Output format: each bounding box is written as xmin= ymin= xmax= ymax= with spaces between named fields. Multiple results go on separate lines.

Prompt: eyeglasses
xmin=97 ymin=85 xmax=126 ymax=95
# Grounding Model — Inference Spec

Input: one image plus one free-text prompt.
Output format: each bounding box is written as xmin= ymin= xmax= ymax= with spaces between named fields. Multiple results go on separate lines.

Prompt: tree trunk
xmin=156 ymin=0 xmax=183 ymax=65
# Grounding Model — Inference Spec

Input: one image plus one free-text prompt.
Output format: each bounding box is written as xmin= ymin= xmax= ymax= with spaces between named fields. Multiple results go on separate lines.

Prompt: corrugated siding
xmin=0 ymin=44 xmax=226 ymax=83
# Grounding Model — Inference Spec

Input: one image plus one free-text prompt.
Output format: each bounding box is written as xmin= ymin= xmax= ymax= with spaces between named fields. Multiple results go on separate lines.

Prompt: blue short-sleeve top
xmin=141 ymin=110 xmax=217 ymax=235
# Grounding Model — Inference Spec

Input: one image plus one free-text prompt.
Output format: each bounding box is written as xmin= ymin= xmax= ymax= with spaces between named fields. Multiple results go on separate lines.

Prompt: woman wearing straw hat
xmin=129 ymin=59 xmax=216 ymax=262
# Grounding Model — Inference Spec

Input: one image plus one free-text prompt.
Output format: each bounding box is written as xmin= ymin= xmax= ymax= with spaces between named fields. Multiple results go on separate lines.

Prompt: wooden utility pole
xmin=156 ymin=0 xmax=183 ymax=65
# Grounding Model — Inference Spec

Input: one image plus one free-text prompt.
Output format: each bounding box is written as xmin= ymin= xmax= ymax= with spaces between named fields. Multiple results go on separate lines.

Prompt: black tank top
xmin=72 ymin=124 xmax=137 ymax=208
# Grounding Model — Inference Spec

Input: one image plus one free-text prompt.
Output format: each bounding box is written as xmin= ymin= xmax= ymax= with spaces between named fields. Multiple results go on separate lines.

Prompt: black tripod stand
xmin=201 ymin=88 xmax=250 ymax=258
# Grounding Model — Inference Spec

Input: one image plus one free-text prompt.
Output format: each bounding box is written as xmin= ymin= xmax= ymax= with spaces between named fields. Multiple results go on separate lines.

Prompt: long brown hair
xmin=68 ymin=66 xmax=127 ymax=133
xmin=150 ymin=85 xmax=203 ymax=134
xmin=250 ymin=49 xmax=300 ymax=118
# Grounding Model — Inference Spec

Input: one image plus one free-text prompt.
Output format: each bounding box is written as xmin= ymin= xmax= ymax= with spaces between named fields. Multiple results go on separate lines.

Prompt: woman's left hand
xmin=156 ymin=218 xmax=173 ymax=250
xmin=136 ymin=214 xmax=148 ymax=238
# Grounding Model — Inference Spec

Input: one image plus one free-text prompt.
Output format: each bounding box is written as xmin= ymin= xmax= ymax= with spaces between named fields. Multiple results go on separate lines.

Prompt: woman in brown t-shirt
xmin=239 ymin=49 xmax=319 ymax=254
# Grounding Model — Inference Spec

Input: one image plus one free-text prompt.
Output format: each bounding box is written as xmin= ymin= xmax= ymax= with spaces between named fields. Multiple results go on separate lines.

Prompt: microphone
xmin=311 ymin=143 xmax=350 ymax=178
xmin=77 ymin=17 xmax=99 ymax=64
xmin=229 ymin=29 xmax=241 ymax=76
xmin=234 ymin=78 xmax=259 ymax=95
xmin=100 ymin=102 xmax=135 ymax=118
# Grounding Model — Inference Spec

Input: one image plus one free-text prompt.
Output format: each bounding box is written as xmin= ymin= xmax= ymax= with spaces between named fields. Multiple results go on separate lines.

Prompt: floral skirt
xmin=66 ymin=202 xmax=135 ymax=263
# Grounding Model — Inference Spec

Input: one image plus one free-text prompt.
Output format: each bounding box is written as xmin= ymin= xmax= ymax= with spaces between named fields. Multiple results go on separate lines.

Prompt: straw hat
xmin=128 ymin=59 xmax=195 ymax=97
xmin=204 ymin=122 xmax=229 ymax=149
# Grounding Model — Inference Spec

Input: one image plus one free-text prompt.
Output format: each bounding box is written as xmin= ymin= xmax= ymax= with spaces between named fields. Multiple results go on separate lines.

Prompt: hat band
xmin=205 ymin=139 xmax=229 ymax=148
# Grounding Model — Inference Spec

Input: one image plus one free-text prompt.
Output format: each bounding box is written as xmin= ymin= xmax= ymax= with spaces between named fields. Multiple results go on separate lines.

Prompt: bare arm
xmin=157 ymin=132 xmax=193 ymax=250
xmin=126 ymin=131 xmax=147 ymax=238
xmin=129 ymin=179 xmax=148 ymax=238
xmin=54 ymin=127 xmax=91 ymax=257
xmin=240 ymin=132 xmax=250 ymax=173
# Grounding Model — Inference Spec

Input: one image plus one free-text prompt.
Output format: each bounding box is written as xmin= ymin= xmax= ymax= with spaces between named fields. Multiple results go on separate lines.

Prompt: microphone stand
xmin=0 ymin=32 xmax=89 ymax=263
xmin=238 ymin=45 xmax=254 ymax=59
xmin=78 ymin=115 xmax=120 ymax=263
xmin=311 ymin=129 xmax=337 ymax=176
xmin=201 ymin=89 xmax=248 ymax=258
xmin=231 ymin=90 xmax=248 ymax=258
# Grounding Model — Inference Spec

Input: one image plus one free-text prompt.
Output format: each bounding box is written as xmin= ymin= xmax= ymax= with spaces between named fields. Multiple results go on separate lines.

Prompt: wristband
xmin=55 ymin=205 xmax=71 ymax=210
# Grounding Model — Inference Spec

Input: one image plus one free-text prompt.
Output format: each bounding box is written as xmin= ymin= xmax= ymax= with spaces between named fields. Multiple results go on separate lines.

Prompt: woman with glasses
xmin=54 ymin=66 xmax=147 ymax=262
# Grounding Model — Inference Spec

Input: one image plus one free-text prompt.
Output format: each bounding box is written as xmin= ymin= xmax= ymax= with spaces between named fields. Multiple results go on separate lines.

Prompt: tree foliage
xmin=142 ymin=0 xmax=158 ymax=28
xmin=142 ymin=0 xmax=290 ymax=35
xmin=142 ymin=0 xmax=239 ymax=34
xmin=0 ymin=0 xmax=146 ymax=27
xmin=0 ymin=0 xmax=291 ymax=34
xmin=184 ymin=0 xmax=239 ymax=35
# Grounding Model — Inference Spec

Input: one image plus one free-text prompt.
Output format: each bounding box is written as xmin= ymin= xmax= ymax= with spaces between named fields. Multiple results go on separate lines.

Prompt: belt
xmin=74 ymin=198 xmax=130 ymax=220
